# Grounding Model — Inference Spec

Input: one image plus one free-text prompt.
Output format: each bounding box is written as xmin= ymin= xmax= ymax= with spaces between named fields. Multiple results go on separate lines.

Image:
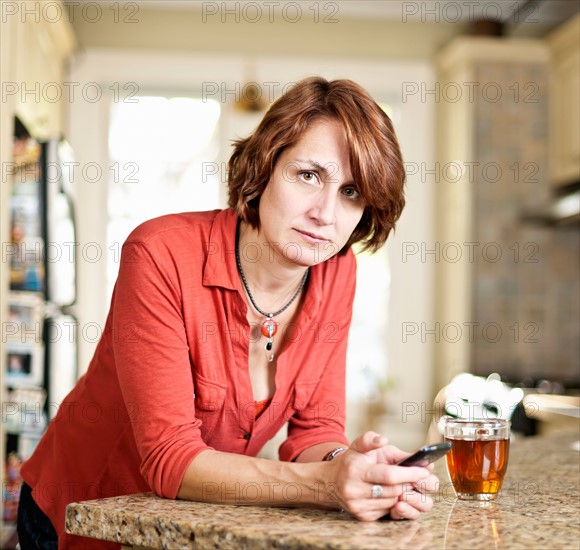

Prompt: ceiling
xmin=115 ymin=0 xmax=580 ymax=23
xmin=67 ymin=1 xmax=579 ymax=36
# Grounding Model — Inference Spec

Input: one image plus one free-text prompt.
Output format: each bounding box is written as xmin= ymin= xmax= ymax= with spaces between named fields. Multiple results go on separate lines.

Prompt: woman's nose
xmin=308 ymin=189 xmax=337 ymax=225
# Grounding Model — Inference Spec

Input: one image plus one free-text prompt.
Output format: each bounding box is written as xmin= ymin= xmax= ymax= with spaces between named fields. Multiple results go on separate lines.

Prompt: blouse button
xmin=243 ymin=433 xmax=251 ymax=440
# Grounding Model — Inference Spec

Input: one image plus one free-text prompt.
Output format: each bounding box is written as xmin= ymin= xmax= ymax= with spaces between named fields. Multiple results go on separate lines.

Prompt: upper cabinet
xmin=10 ymin=1 xmax=76 ymax=139
xmin=548 ymin=14 xmax=580 ymax=188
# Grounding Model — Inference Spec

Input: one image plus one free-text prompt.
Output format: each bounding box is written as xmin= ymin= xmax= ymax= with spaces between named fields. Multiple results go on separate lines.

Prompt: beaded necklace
xmin=235 ymin=223 xmax=309 ymax=362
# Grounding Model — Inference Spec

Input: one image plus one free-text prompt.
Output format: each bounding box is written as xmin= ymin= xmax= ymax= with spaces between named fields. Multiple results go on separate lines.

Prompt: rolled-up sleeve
xmin=112 ymin=240 xmax=212 ymax=498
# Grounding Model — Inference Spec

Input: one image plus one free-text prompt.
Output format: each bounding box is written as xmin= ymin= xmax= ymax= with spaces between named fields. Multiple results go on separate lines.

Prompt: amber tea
xmin=444 ymin=418 xmax=510 ymax=501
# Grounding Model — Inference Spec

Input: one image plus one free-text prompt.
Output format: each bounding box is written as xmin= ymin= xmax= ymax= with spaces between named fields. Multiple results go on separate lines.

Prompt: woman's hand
xmin=327 ymin=431 xmax=439 ymax=522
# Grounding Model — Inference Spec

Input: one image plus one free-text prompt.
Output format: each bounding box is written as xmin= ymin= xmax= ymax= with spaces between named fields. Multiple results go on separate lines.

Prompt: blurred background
xmin=1 ymin=0 xmax=579 ymax=533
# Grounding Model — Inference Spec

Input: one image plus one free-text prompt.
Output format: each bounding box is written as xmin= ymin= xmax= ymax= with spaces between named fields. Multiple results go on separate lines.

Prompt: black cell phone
xmin=396 ymin=442 xmax=452 ymax=467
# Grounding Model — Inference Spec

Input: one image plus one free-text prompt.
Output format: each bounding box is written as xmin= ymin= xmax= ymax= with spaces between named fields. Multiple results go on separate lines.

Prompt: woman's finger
xmin=399 ymin=485 xmax=434 ymax=513
xmin=378 ymin=447 xmax=439 ymax=470
xmin=343 ymin=497 xmax=399 ymax=521
xmin=378 ymin=444 xmax=411 ymax=463
xmin=342 ymin=484 xmax=433 ymax=521
xmin=412 ymin=473 xmax=440 ymax=493
xmin=365 ymin=483 xmax=402 ymax=500
xmin=364 ymin=463 xmax=432 ymax=486
xmin=349 ymin=432 xmax=389 ymax=455
xmin=389 ymin=500 xmax=423 ymax=521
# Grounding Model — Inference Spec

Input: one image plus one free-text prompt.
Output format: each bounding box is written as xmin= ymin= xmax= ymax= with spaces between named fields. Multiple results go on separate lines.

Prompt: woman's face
xmin=256 ymin=118 xmax=365 ymax=267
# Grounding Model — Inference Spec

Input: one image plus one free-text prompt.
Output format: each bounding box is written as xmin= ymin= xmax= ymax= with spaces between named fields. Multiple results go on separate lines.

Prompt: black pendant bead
xmin=266 ymin=341 xmax=273 ymax=351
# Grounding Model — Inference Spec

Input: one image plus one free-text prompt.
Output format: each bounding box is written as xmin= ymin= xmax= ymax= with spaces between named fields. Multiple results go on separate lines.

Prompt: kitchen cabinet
xmin=548 ymin=14 xmax=580 ymax=188
xmin=11 ymin=2 xmax=76 ymax=139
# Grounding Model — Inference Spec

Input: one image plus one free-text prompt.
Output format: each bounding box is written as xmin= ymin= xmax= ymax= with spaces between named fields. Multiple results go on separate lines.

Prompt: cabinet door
xmin=559 ymin=48 xmax=580 ymax=169
xmin=550 ymin=20 xmax=580 ymax=187
xmin=16 ymin=18 xmax=64 ymax=139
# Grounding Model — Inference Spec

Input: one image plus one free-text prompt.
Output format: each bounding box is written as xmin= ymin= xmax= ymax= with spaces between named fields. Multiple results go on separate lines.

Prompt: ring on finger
xmin=371 ymin=484 xmax=383 ymax=499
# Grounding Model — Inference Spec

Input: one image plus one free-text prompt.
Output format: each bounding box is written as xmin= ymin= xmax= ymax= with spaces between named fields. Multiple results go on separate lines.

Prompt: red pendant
xmin=261 ymin=318 xmax=278 ymax=338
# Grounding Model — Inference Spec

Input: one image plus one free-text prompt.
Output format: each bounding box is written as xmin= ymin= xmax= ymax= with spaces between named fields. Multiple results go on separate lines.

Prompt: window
xmin=107 ymin=96 xmax=221 ymax=297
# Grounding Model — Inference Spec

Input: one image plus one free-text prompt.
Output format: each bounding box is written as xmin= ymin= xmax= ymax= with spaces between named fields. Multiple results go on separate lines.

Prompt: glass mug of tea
xmin=444 ymin=418 xmax=510 ymax=501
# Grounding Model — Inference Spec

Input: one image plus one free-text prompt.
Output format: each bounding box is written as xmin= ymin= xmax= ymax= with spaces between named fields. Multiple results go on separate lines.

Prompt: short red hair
xmin=227 ymin=76 xmax=406 ymax=254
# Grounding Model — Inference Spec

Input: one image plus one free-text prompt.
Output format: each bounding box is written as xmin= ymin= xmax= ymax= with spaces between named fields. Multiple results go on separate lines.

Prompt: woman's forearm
xmin=176 ymin=433 xmax=440 ymax=522
xmin=176 ymin=449 xmax=340 ymax=509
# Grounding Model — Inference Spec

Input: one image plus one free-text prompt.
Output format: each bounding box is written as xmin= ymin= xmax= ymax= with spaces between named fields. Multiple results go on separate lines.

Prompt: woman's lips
xmin=294 ymin=229 xmax=329 ymax=244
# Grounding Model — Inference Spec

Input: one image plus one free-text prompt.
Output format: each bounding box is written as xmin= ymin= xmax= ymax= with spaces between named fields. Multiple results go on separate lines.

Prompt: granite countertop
xmin=66 ymin=431 xmax=580 ymax=549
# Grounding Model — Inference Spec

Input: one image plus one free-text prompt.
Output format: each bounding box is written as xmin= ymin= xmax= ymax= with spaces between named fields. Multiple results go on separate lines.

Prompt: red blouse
xmin=21 ymin=208 xmax=355 ymax=549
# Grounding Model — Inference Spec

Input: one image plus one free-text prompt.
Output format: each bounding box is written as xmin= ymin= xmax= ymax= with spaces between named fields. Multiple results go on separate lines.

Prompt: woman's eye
xmin=299 ymin=171 xmax=318 ymax=184
xmin=343 ymin=186 xmax=361 ymax=200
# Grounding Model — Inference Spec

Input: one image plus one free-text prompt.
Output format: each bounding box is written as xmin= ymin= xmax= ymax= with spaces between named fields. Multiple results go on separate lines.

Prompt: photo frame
xmin=6 ymin=292 xmax=44 ymax=344
xmin=4 ymin=341 xmax=44 ymax=388
xmin=4 ymin=387 xmax=47 ymax=436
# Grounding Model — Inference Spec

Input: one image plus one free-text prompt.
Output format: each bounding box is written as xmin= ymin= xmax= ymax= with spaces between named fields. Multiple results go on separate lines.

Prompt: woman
xmin=18 ymin=77 xmax=439 ymax=549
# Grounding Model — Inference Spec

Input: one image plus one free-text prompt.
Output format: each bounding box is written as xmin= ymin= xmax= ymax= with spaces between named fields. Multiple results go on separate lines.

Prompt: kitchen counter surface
xmin=66 ymin=430 xmax=580 ymax=549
